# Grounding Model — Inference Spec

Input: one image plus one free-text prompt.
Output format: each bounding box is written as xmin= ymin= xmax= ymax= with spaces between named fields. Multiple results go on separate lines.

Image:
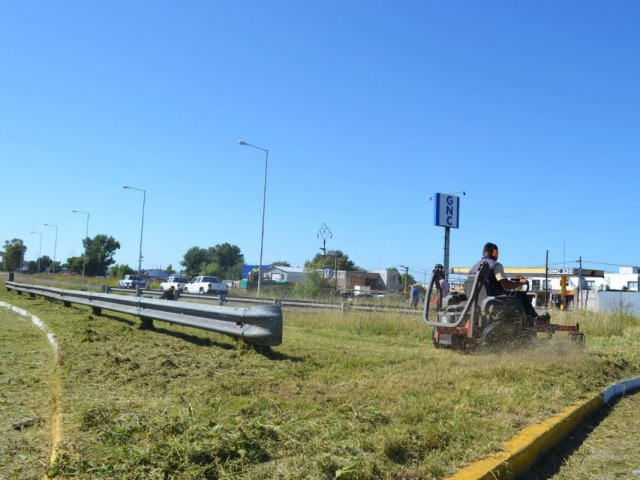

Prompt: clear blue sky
xmin=2 ymin=1 xmax=639 ymax=282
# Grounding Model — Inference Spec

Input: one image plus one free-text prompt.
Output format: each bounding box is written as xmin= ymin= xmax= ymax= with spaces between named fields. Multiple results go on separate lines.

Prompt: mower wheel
xmin=479 ymin=320 xmax=530 ymax=349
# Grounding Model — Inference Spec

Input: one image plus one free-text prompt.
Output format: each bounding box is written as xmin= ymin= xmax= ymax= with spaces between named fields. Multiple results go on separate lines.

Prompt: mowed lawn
xmin=1 ymin=285 xmax=640 ymax=479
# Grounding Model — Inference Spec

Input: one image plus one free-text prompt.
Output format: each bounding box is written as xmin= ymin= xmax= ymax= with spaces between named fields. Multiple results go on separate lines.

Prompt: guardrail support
xmin=139 ymin=316 xmax=154 ymax=330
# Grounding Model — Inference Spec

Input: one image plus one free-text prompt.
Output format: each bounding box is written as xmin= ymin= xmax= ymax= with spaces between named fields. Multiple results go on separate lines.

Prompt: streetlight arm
xmin=238 ymin=140 xmax=268 ymax=153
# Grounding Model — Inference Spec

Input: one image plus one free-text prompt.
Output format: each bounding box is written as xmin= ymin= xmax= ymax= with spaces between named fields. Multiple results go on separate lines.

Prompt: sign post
xmin=433 ymin=193 xmax=460 ymax=280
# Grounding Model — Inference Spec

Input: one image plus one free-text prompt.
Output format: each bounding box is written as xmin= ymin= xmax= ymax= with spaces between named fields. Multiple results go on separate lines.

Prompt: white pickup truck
xmin=159 ymin=276 xmax=188 ymax=292
xmin=119 ymin=274 xmax=147 ymax=289
xmin=184 ymin=276 xmax=229 ymax=295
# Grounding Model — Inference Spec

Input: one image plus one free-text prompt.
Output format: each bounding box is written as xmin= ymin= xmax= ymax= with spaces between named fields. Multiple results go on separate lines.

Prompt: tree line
xmin=1 ymin=236 xmax=415 ymax=287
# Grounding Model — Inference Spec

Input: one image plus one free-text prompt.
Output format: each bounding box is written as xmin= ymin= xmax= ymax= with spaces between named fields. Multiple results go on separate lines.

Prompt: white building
xmin=528 ymin=266 xmax=639 ymax=293
xmin=262 ymin=266 xmax=305 ymax=283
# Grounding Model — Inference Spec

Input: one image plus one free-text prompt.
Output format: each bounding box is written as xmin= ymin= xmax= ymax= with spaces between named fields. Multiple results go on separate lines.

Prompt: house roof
xmin=145 ymin=269 xmax=169 ymax=279
xmin=266 ymin=266 xmax=304 ymax=274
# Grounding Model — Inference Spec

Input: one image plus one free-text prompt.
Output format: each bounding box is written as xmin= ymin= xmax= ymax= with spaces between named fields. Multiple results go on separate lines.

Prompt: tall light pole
xmin=30 ymin=231 xmax=43 ymax=273
xmin=123 ymin=186 xmax=146 ymax=275
xmin=73 ymin=210 xmax=90 ymax=283
xmin=238 ymin=140 xmax=268 ymax=298
xmin=44 ymin=223 xmax=58 ymax=274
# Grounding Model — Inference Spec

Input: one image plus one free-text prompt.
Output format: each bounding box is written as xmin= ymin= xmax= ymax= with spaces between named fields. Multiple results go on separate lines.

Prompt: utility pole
xmin=317 ymin=222 xmax=332 ymax=271
xmin=400 ymin=265 xmax=409 ymax=297
xmin=578 ymin=256 xmax=583 ymax=310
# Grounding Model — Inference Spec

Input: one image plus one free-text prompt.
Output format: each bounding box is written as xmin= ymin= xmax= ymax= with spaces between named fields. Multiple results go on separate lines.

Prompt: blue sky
xmin=2 ymin=1 xmax=639 ymax=282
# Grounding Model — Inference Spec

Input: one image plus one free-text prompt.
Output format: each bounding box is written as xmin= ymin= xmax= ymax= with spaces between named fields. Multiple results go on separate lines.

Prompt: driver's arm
xmin=494 ymin=263 xmax=529 ymax=290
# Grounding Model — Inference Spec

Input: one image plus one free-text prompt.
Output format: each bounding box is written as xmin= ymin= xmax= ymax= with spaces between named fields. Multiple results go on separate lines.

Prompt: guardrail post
xmin=139 ymin=316 xmax=154 ymax=330
xmin=136 ymin=286 xmax=142 ymax=297
xmin=274 ymin=299 xmax=282 ymax=307
xmin=219 ymin=295 xmax=226 ymax=306
xmin=103 ymin=285 xmax=111 ymax=293
xmin=342 ymin=301 xmax=350 ymax=313
xmin=8 ymin=272 xmax=14 ymax=282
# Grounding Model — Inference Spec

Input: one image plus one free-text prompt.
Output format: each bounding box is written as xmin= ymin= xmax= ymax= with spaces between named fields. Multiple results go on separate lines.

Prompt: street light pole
xmin=238 ymin=140 xmax=269 ymax=298
xmin=73 ymin=210 xmax=90 ymax=283
xmin=30 ymin=231 xmax=43 ymax=273
xmin=44 ymin=223 xmax=58 ymax=274
xmin=123 ymin=186 xmax=146 ymax=276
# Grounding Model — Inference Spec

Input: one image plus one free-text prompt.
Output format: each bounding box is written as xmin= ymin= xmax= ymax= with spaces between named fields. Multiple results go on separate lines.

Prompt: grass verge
xmin=1 ymin=285 xmax=639 ymax=479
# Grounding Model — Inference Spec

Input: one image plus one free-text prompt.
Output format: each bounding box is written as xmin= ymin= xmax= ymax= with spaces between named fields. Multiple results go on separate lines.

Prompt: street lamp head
xmin=238 ymin=140 xmax=247 ymax=146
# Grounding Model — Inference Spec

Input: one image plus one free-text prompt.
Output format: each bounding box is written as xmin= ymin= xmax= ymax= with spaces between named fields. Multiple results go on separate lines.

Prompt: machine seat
xmin=480 ymin=296 xmax=525 ymax=316
xmin=464 ymin=273 xmax=525 ymax=317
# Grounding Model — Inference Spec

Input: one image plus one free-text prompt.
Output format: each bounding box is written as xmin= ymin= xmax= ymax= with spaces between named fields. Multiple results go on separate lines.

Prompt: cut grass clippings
xmin=0 ymin=304 xmax=57 ymax=479
xmin=1 ymin=284 xmax=639 ymax=479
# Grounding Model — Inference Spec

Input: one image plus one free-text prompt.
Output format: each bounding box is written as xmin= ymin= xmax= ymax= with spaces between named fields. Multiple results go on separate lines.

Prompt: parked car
xmin=159 ymin=276 xmax=188 ymax=292
xmin=119 ymin=274 xmax=147 ymax=289
xmin=184 ymin=276 xmax=229 ymax=295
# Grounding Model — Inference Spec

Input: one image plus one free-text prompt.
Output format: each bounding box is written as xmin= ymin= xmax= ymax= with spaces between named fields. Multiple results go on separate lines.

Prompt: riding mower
xmin=423 ymin=263 xmax=585 ymax=350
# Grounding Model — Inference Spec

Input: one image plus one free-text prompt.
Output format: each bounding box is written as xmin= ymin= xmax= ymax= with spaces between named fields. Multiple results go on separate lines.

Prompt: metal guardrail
xmin=110 ymin=286 xmax=417 ymax=313
xmin=5 ymin=281 xmax=282 ymax=347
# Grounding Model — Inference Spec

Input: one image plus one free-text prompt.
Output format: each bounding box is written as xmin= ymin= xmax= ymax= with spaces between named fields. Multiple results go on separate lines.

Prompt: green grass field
xmin=1 ymin=282 xmax=639 ymax=479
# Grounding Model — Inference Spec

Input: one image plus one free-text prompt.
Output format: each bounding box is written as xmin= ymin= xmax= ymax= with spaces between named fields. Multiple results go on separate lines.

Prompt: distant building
xmin=605 ymin=266 xmax=639 ymax=291
xmin=336 ymin=269 xmax=401 ymax=293
xmin=263 ymin=266 xmax=305 ymax=283
xmin=450 ymin=265 xmax=640 ymax=311
xmin=257 ymin=265 xmax=401 ymax=293
xmin=145 ymin=269 xmax=169 ymax=282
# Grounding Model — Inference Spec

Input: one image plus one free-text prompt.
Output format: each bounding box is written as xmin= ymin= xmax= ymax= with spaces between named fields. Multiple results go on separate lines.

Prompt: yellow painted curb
xmin=445 ymin=394 xmax=604 ymax=480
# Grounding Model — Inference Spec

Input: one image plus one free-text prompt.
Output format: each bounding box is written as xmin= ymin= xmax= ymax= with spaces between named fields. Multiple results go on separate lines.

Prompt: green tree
xmin=66 ymin=256 xmax=84 ymax=275
xmin=67 ymin=234 xmax=120 ymax=277
xmin=304 ymin=250 xmax=361 ymax=271
xmin=1 ymin=239 xmax=27 ymax=271
xmin=398 ymin=270 xmax=417 ymax=293
xmin=35 ymin=255 xmax=53 ymax=274
xmin=181 ymin=247 xmax=209 ymax=278
xmin=165 ymin=264 xmax=176 ymax=275
xmin=271 ymin=260 xmax=291 ymax=267
xmin=180 ymin=243 xmax=244 ymax=279
xmin=109 ymin=264 xmax=135 ymax=278
xmin=293 ymin=268 xmax=333 ymax=299
xmin=85 ymin=235 xmax=120 ymax=276
xmin=23 ymin=256 xmax=52 ymax=274
xmin=48 ymin=259 xmax=62 ymax=274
